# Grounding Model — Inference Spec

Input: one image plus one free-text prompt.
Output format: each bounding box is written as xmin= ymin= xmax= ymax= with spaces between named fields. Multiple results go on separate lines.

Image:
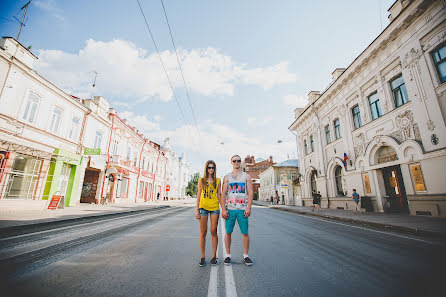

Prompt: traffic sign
xmin=166 ymin=185 xmax=170 ymax=191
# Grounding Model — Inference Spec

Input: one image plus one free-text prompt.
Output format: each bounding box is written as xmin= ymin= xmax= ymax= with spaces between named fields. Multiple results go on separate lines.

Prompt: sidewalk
xmin=0 ymin=198 xmax=196 ymax=229
xmin=253 ymin=200 xmax=446 ymax=238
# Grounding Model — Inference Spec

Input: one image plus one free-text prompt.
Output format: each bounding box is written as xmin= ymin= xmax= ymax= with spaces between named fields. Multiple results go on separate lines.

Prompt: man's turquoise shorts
xmin=225 ymin=209 xmax=249 ymax=235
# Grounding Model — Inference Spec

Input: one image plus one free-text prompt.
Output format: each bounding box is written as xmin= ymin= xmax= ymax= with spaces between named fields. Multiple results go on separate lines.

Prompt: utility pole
xmin=16 ymin=1 xmax=31 ymax=41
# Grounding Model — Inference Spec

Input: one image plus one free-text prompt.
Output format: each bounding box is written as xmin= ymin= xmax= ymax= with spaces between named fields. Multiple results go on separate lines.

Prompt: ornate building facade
xmin=289 ymin=0 xmax=446 ymax=216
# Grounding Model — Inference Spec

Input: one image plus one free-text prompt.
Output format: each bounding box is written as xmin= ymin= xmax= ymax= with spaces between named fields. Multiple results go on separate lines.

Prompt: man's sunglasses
xmin=232 ymin=160 xmax=241 ymax=163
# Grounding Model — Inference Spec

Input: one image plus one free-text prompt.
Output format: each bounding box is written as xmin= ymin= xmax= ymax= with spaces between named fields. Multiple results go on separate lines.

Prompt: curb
xmin=0 ymin=205 xmax=170 ymax=239
xmin=255 ymin=203 xmax=446 ymax=239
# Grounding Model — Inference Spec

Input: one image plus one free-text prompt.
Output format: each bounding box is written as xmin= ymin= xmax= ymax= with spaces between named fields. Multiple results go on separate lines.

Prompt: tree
xmin=186 ymin=173 xmax=200 ymax=197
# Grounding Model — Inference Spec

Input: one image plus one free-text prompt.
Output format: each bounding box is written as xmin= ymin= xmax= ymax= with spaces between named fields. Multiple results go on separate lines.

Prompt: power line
xmin=136 ymin=0 xmax=199 ymax=151
xmin=160 ymin=0 xmax=200 ymax=137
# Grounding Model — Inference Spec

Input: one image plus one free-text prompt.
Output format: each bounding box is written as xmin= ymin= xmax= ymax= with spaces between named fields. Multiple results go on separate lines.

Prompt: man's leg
xmin=224 ymin=210 xmax=236 ymax=256
xmin=242 ymin=234 xmax=250 ymax=255
xmin=225 ymin=233 xmax=232 ymax=255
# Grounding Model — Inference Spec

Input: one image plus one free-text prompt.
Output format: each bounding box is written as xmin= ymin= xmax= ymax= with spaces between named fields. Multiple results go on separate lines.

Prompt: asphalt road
xmin=1 ymin=205 xmax=444 ymax=297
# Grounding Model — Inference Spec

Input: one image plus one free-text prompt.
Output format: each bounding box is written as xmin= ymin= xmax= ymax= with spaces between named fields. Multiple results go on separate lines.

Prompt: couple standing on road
xmin=195 ymin=155 xmax=253 ymax=267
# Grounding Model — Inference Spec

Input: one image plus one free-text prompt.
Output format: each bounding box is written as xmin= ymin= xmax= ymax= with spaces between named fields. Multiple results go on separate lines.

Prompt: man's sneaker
xmin=244 ymin=257 xmax=253 ymax=266
xmin=199 ymin=258 xmax=206 ymax=267
xmin=210 ymin=257 xmax=218 ymax=266
xmin=224 ymin=257 xmax=231 ymax=265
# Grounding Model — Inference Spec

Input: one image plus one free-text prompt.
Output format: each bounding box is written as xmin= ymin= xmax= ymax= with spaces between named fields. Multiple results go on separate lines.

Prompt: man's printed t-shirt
xmin=353 ymin=192 xmax=360 ymax=203
xmin=226 ymin=172 xmax=248 ymax=210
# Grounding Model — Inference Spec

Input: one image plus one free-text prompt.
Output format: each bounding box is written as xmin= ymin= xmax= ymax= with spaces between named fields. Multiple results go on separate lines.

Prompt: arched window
xmin=335 ymin=165 xmax=344 ymax=196
xmin=310 ymin=171 xmax=317 ymax=193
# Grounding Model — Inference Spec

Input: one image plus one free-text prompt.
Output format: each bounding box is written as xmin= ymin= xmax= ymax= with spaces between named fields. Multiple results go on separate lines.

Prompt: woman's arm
xmin=195 ymin=179 xmax=202 ymax=219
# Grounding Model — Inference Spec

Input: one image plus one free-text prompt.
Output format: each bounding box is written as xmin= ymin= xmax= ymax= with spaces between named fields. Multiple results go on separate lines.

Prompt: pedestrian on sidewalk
xmin=221 ymin=155 xmax=253 ymax=266
xmin=195 ymin=160 xmax=221 ymax=267
xmin=157 ymin=192 xmax=160 ymax=202
xmin=270 ymin=196 xmax=273 ymax=205
xmin=316 ymin=191 xmax=322 ymax=211
xmin=312 ymin=190 xmax=318 ymax=211
xmin=352 ymin=189 xmax=361 ymax=213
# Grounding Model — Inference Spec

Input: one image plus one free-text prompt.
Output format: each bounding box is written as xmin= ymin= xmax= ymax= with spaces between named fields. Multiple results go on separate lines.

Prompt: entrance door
xmin=81 ymin=169 xmax=100 ymax=203
xmin=382 ymin=165 xmax=408 ymax=213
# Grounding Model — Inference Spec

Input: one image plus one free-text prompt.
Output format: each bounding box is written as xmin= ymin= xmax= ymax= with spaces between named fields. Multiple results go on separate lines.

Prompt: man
xmin=221 ymin=155 xmax=253 ymax=266
xmin=316 ymin=191 xmax=322 ymax=211
xmin=352 ymin=189 xmax=361 ymax=212
xmin=311 ymin=190 xmax=318 ymax=211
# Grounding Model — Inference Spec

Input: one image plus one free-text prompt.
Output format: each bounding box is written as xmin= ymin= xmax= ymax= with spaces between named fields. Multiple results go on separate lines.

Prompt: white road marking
xmin=274 ymin=208 xmax=437 ymax=244
xmin=207 ymin=261 xmax=218 ymax=297
xmin=220 ymin=216 xmax=238 ymax=297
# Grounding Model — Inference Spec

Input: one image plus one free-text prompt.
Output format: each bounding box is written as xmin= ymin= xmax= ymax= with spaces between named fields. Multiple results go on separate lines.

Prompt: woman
xmin=195 ymin=160 xmax=221 ymax=267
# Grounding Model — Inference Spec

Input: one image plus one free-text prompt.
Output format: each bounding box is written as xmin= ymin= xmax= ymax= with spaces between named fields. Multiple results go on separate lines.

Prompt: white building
xmin=259 ymin=159 xmax=300 ymax=206
xmin=289 ymin=0 xmax=446 ymax=216
xmin=162 ymin=138 xmax=190 ymax=200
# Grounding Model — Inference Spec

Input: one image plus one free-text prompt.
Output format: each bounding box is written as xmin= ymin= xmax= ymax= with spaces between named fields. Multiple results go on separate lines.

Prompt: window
xmin=390 ymin=75 xmax=410 ymax=108
xmin=120 ymin=177 xmax=129 ymax=198
xmin=304 ymin=140 xmax=308 ymax=155
xmin=94 ymin=130 xmax=103 ymax=149
xmin=69 ymin=117 xmax=80 ymax=141
xmin=368 ymin=93 xmax=382 ymax=120
xmin=5 ymin=154 xmax=42 ymax=199
xmin=325 ymin=125 xmax=331 ymax=144
xmin=133 ymin=152 xmax=137 ymax=166
xmin=334 ymin=118 xmax=341 ymax=140
xmin=142 ymin=157 xmax=146 ymax=170
xmin=310 ymin=135 xmax=314 ymax=152
xmin=49 ymin=107 xmax=62 ymax=133
xmin=432 ymin=43 xmax=446 ymax=83
xmin=127 ymin=146 xmax=131 ymax=161
xmin=335 ymin=165 xmax=344 ymax=196
xmin=310 ymin=171 xmax=317 ymax=193
xmin=22 ymin=93 xmax=39 ymax=123
xmin=352 ymin=105 xmax=362 ymax=129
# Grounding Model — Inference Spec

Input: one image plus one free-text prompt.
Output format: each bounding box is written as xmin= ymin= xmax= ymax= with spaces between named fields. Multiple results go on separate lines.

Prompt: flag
xmin=343 ymin=153 xmax=349 ymax=166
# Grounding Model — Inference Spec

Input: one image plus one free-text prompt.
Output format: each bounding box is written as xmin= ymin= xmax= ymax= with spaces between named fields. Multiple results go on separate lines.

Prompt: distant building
xmin=259 ymin=159 xmax=300 ymax=205
xmin=241 ymin=155 xmax=275 ymax=200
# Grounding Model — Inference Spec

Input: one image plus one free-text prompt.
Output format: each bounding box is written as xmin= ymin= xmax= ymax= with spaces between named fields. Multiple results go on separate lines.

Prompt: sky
xmin=0 ymin=0 xmax=395 ymax=176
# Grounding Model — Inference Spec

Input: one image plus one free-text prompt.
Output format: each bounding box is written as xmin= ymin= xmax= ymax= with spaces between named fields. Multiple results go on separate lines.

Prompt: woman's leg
xmin=210 ymin=214 xmax=219 ymax=258
xmin=199 ymin=215 xmax=208 ymax=258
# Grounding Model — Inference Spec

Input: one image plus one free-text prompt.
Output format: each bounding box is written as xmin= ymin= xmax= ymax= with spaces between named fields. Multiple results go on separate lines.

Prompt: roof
xmin=273 ymin=159 xmax=299 ymax=168
xmin=255 ymin=158 xmax=265 ymax=162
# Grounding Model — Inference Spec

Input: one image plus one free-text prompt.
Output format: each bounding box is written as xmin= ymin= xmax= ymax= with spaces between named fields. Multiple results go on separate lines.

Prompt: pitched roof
xmin=273 ymin=159 xmax=299 ymax=168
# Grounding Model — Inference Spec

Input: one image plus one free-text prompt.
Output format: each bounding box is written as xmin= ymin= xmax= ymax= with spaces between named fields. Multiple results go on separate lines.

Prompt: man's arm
xmin=244 ymin=174 xmax=253 ymax=217
xmin=220 ymin=175 xmax=229 ymax=219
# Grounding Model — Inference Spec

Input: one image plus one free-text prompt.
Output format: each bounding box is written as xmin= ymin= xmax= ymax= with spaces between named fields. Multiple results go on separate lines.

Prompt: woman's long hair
xmin=201 ymin=160 xmax=217 ymax=189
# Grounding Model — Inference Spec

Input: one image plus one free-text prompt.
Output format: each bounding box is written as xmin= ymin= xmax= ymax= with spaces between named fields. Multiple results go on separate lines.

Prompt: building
xmin=241 ymin=155 xmax=275 ymax=200
xmin=259 ymin=159 xmax=300 ymax=205
xmin=162 ymin=138 xmax=190 ymax=200
xmin=0 ymin=36 xmax=183 ymax=209
xmin=0 ymin=37 xmax=86 ymax=209
xmin=289 ymin=0 xmax=446 ymax=216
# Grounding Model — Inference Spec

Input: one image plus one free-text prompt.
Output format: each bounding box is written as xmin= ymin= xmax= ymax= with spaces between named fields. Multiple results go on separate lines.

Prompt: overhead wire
xmin=160 ymin=0 xmax=201 ymax=137
xmin=136 ymin=0 xmax=199 ymax=151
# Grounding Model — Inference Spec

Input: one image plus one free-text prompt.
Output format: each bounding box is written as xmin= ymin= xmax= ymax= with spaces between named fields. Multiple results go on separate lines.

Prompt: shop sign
xmin=362 ymin=174 xmax=371 ymax=194
xmin=118 ymin=168 xmax=130 ymax=175
xmin=377 ymin=146 xmax=398 ymax=164
xmin=411 ymin=164 xmax=426 ymax=191
xmin=89 ymin=156 xmax=106 ymax=169
xmin=84 ymin=148 xmax=101 ymax=155
xmin=48 ymin=195 xmax=62 ymax=209
xmin=280 ymin=184 xmax=288 ymax=188
xmin=166 ymin=185 xmax=170 ymax=191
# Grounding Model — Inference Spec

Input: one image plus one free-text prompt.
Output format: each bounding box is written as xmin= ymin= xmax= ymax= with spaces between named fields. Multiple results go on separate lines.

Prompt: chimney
xmin=332 ymin=68 xmax=346 ymax=81
xmin=308 ymin=91 xmax=321 ymax=104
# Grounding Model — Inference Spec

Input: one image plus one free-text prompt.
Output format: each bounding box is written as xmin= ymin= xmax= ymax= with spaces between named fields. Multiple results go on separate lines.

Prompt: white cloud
xmin=154 ymin=115 xmax=163 ymax=122
xmin=118 ymin=111 xmax=160 ymax=135
xmin=35 ymin=39 xmax=298 ymax=101
xmin=33 ymin=0 xmax=64 ymax=21
xmin=283 ymin=94 xmax=308 ymax=107
xmin=144 ymin=120 xmax=296 ymax=174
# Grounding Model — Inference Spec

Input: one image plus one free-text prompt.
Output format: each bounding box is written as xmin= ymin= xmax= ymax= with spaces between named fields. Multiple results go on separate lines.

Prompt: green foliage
xmin=186 ymin=172 xmax=200 ymax=197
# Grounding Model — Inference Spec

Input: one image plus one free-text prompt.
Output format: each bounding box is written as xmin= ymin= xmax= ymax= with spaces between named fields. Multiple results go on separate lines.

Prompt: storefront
xmin=42 ymin=148 xmax=83 ymax=207
xmin=80 ymin=156 xmax=106 ymax=204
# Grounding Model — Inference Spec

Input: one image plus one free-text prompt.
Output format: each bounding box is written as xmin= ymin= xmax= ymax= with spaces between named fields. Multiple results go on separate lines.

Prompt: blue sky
xmin=0 ymin=0 xmax=394 ymax=175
